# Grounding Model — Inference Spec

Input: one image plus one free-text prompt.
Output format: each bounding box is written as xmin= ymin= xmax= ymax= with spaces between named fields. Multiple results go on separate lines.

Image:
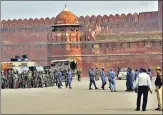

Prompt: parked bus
xmin=50 ymin=59 xmax=78 ymax=79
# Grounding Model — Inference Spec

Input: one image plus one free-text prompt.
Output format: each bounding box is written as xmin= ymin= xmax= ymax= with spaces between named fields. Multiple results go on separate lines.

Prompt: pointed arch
xmin=45 ymin=17 xmax=51 ymax=26
xmin=115 ymin=14 xmax=120 ymax=22
xmin=1 ymin=20 xmax=7 ymax=27
xmin=17 ymin=19 xmax=23 ymax=27
xmin=102 ymin=15 xmax=108 ymax=24
xmin=96 ymin=15 xmax=102 ymax=25
xmin=40 ymin=18 xmax=45 ymax=26
xmin=28 ymin=18 xmax=34 ymax=26
xmin=126 ymin=13 xmax=133 ymax=22
xmin=85 ymin=15 xmax=91 ymax=25
xmin=108 ymin=14 xmax=114 ymax=22
xmin=6 ymin=19 xmax=12 ymax=27
xmin=133 ymin=13 xmax=139 ymax=21
xmin=90 ymin=15 xmax=96 ymax=25
xmin=121 ymin=14 xmax=126 ymax=22
xmin=79 ymin=16 xmax=85 ymax=25
xmin=22 ymin=19 xmax=28 ymax=27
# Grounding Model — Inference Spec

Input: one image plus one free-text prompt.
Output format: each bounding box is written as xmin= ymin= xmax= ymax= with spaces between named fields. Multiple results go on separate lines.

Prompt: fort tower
xmin=47 ymin=5 xmax=83 ymax=69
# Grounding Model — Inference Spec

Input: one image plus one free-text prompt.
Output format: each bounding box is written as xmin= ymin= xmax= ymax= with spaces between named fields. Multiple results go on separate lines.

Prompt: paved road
xmin=1 ymin=78 xmax=162 ymax=114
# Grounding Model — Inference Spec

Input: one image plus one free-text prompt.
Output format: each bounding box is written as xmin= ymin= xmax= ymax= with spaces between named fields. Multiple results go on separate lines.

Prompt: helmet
xmin=155 ymin=67 xmax=161 ymax=70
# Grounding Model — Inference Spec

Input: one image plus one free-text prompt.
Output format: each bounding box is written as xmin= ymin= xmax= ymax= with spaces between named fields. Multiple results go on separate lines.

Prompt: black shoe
xmin=95 ymin=87 xmax=98 ymax=90
xmin=89 ymin=88 xmax=92 ymax=90
xmin=125 ymin=90 xmax=129 ymax=92
xmin=114 ymin=90 xmax=117 ymax=92
xmin=69 ymin=87 xmax=72 ymax=89
xmin=142 ymin=109 xmax=146 ymax=111
xmin=135 ymin=109 xmax=140 ymax=111
xmin=155 ymin=108 xmax=162 ymax=111
xmin=155 ymin=108 xmax=159 ymax=110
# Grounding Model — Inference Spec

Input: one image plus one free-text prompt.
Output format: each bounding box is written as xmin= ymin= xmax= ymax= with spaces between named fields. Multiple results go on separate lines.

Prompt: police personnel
xmin=89 ymin=68 xmax=98 ymax=90
xmin=101 ymin=68 xmax=107 ymax=90
xmin=154 ymin=67 xmax=163 ymax=111
xmin=66 ymin=69 xmax=72 ymax=89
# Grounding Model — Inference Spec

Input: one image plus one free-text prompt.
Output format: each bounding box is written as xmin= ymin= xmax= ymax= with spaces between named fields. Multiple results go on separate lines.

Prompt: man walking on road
xmin=101 ymin=68 xmax=107 ymax=90
xmin=89 ymin=68 xmax=98 ymax=90
xmin=66 ymin=69 xmax=72 ymax=89
xmin=108 ymin=68 xmax=116 ymax=92
xmin=134 ymin=68 xmax=152 ymax=111
xmin=57 ymin=69 xmax=62 ymax=89
xmin=154 ymin=67 xmax=163 ymax=111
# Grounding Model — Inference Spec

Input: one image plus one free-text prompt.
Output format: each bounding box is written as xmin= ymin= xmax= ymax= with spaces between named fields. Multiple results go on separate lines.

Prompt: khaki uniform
xmin=156 ymin=86 xmax=162 ymax=110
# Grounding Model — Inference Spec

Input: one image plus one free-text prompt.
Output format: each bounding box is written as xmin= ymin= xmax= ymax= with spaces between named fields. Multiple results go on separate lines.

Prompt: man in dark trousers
xmin=134 ymin=68 xmax=152 ymax=111
xmin=100 ymin=68 xmax=107 ymax=90
xmin=154 ymin=67 xmax=162 ymax=111
xmin=126 ymin=67 xmax=134 ymax=92
xmin=89 ymin=68 xmax=98 ymax=90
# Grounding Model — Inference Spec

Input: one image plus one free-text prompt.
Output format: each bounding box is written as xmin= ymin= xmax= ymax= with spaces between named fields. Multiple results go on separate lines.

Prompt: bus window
xmin=64 ymin=61 xmax=69 ymax=65
xmin=57 ymin=62 xmax=62 ymax=66
xmin=51 ymin=62 xmax=56 ymax=67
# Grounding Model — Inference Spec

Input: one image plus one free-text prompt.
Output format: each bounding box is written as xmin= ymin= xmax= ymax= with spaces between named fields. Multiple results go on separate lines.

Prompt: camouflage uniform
xmin=49 ymin=71 xmax=54 ymax=86
xmin=13 ymin=71 xmax=19 ymax=88
xmin=54 ymin=70 xmax=58 ymax=86
xmin=37 ymin=72 xmax=43 ymax=87
xmin=24 ymin=71 xmax=29 ymax=88
xmin=95 ymin=68 xmax=100 ymax=81
xmin=20 ymin=72 xmax=26 ymax=88
xmin=1 ymin=72 xmax=7 ymax=89
xmin=27 ymin=70 xmax=33 ymax=88
xmin=33 ymin=70 xmax=38 ymax=88
xmin=42 ymin=71 xmax=48 ymax=87
xmin=8 ymin=70 xmax=14 ymax=89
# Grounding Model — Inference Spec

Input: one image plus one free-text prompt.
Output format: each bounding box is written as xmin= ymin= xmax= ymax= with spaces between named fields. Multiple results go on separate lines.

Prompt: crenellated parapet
xmin=1 ymin=11 xmax=158 ymax=28
xmin=1 ymin=17 xmax=55 ymax=28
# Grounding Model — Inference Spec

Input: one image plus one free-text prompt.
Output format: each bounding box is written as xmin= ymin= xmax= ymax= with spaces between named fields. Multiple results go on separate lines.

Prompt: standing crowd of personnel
xmin=88 ymin=67 xmax=162 ymax=111
xmin=1 ymin=68 xmax=82 ymax=89
xmin=1 ymin=66 xmax=162 ymax=111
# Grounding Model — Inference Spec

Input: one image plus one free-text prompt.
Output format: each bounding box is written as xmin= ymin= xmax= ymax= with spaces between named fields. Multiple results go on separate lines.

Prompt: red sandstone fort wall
xmin=1 ymin=45 xmax=48 ymax=65
xmin=2 ymin=31 xmax=49 ymax=44
xmin=1 ymin=5 xmax=162 ymax=76
xmin=48 ymin=40 xmax=162 ymax=76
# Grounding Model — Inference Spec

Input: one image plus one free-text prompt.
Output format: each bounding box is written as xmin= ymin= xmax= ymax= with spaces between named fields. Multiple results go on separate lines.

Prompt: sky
xmin=1 ymin=1 xmax=158 ymax=20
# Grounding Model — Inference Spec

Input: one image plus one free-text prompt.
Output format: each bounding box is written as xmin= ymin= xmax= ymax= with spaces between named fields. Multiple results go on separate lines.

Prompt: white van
xmin=117 ymin=68 xmax=128 ymax=80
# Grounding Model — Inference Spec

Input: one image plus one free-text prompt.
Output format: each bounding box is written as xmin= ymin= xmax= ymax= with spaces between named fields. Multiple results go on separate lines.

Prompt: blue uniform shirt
xmin=101 ymin=71 xmax=106 ymax=82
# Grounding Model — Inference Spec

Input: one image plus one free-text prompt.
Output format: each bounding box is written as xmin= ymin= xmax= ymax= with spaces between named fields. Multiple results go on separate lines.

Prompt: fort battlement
xmin=1 ymin=11 xmax=159 ymax=28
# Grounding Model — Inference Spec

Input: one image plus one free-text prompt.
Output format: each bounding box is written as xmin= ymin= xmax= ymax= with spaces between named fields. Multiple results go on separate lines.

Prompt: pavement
xmin=1 ymin=78 xmax=162 ymax=114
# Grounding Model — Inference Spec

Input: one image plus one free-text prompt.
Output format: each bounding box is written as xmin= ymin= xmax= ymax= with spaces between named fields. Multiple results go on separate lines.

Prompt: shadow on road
xmin=104 ymin=108 xmax=157 ymax=112
xmin=71 ymin=88 xmax=135 ymax=93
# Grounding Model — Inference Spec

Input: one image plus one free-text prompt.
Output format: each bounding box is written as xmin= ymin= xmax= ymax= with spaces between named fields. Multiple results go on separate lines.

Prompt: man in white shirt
xmin=134 ymin=68 xmax=152 ymax=111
